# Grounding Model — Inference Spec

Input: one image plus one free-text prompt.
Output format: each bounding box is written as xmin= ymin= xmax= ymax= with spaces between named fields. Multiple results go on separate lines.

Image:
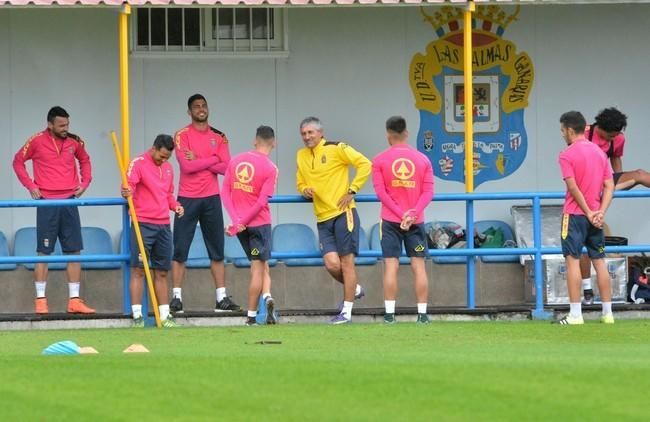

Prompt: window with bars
xmin=133 ymin=7 xmax=288 ymax=56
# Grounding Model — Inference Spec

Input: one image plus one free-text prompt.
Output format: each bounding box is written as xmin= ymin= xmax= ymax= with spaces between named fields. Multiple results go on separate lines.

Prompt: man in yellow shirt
xmin=296 ymin=116 xmax=372 ymax=324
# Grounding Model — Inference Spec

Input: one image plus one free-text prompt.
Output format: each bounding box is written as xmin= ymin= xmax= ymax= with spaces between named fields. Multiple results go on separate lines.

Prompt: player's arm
xmin=296 ymin=154 xmax=313 ymax=199
xmin=610 ymin=156 xmax=622 ymax=174
xmin=220 ymin=164 xmax=241 ymax=224
xmin=175 ymin=132 xmax=219 ymax=174
xmin=599 ymin=161 xmax=615 ymax=215
xmin=12 ymin=138 xmax=40 ymax=198
xmin=238 ymin=169 xmax=277 ymax=227
xmin=371 ymin=159 xmax=406 ymax=218
xmin=167 ymin=168 xmax=183 ymax=216
xmin=122 ymin=158 xmax=142 ymax=198
xmin=74 ymin=138 xmax=92 ymax=196
xmin=411 ymin=161 xmax=435 ymax=218
xmin=208 ymin=135 xmax=231 ymax=175
xmin=341 ymin=143 xmax=372 ymax=194
xmin=564 ymin=177 xmax=595 ymax=218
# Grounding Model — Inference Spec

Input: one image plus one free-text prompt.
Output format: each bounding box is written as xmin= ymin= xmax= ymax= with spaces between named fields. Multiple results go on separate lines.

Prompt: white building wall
xmin=0 ymin=5 xmax=649 ymax=249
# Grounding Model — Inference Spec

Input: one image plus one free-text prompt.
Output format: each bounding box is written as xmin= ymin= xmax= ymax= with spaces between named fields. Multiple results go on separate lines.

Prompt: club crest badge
xmin=409 ymin=5 xmax=534 ymax=186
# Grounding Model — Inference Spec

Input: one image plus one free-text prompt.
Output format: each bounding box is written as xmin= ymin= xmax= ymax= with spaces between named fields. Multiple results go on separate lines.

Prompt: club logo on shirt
xmin=391 ymin=158 xmax=416 ymax=188
xmin=321 ymin=155 xmax=327 ymax=164
xmin=234 ymin=162 xmax=255 ymax=193
xmin=68 ymin=147 xmax=75 ymax=155
xmin=210 ymin=139 xmax=217 ymax=147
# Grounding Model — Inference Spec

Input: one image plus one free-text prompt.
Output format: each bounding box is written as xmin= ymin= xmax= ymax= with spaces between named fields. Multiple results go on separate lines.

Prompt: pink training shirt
xmin=559 ymin=137 xmax=613 ymax=215
xmin=372 ymin=144 xmax=434 ymax=224
xmin=221 ymin=150 xmax=278 ymax=228
xmin=127 ymin=152 xmax=180 ymax=225
xmin=174 ymin=124 xmax=231 ymax=198
xmin=13 ymin=129 xmax=92 ymax=199
xmin=585 ymin=125 xmax=625 ymax=159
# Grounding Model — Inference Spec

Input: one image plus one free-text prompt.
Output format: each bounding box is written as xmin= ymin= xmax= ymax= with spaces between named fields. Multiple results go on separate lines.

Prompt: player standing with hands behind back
xmin=372 ymin=116 xmax=434 ymax=324
xmin=555 ymin=111 xmax=614 ymax=325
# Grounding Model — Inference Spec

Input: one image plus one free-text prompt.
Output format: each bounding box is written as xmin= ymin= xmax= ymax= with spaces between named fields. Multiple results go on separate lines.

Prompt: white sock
xmin=355 ymin=284 xmax=362 ymax=296
xmin=262 ymin=292 xmax=271 ymax=300
xmin=159 ymin=304 xmax=170 ymax=321
xmin=342 ymin=301 xmax=353 ymax=319
xmin=385 ymin=300 xmax=396 ymax=314
xmin=569 ymin=302 xmax=582 ymax=318
xmin=248 ymin=310 xmax=257 ymax=318
xmin=216 ymin=287 xmax=226 ymax=302
xmin=417 ymin=303 xmax=428 ymax=314
xmin=602 ymin=302 xmax=612 ymax=315
xmin=173 ymin=288 xmax=182 ymax=300
xmin=68 ymin=282 xmax=80 ymax=298
xmin=582 ymin=278 xmax=592 ymax=290
xmin=35 ymin=281 xmax=46 ymax=298
xmin=132 ymin=304 xmax=142 ymax=319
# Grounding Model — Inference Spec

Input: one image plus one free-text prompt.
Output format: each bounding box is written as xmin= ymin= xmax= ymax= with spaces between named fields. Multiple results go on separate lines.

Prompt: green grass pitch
xmin=1 ymin=321 xmax=649 ymax=421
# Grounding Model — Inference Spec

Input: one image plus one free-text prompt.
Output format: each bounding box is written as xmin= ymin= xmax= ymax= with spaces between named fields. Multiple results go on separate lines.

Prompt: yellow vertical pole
xmin=119 ymin=5 xmax=131 ymax=168
xmin=463 ymin=1 xmax=475 ymax=193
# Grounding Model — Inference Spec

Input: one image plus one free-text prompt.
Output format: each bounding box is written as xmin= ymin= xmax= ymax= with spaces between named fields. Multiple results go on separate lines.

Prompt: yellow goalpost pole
xmin=110 ymin=131 xmax=162 ymax=328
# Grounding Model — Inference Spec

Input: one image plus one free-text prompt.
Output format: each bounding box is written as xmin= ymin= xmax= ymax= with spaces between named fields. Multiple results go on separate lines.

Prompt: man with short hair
xmin=555 ymin=111 xmax=614 ymax=325
xmin=13 ymin=106 xmax=95 ymax=314
xmin=296 ymin=116 xmax=371 ymax=324
xmin=170 ymin=94 xmax=240 ymax=313
xmin=372 ymin=116 xmax=434 ymax=325
xmin=580 ymin=108 xmax=650 ymax=304
xmin=222 ymin=126 xmax=279 ymax=326
xmin=121 ymin=134 xmax=184 ymax=327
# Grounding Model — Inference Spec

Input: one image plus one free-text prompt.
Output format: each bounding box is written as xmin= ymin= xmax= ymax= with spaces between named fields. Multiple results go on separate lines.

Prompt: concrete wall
xmin=0 ymin=4 xmax=649 ymax=250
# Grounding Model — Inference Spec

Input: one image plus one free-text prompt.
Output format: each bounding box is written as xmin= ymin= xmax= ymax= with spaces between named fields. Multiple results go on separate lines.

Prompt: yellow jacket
xmin=296 ymin=138 xmax=371 ymax=222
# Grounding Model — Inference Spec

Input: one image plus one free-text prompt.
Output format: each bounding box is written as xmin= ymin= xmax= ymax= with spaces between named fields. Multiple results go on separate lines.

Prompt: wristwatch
xmin=347 ymin=189 xmax=356 ymax=195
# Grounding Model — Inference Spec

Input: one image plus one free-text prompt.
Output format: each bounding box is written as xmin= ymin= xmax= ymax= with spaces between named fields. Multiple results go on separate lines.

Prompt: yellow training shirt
xmin=296 ymin=138 xmax=371 ymax=222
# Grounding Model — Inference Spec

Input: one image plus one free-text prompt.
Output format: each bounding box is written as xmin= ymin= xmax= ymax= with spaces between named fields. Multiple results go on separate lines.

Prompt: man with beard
xmin=13 ymin=106 xmax=95 ymax=314
xmin=170 ymin=94 xmax=240 ymax=313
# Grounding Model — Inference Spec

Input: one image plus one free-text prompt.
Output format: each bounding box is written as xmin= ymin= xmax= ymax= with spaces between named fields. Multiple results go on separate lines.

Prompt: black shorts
xmin=130 ymin=223 xmax=172 ymax=270
xmin=316 ymin=208 xmax=360 ymax=256
xmin=380 ymin=220 xmax=428 ymax=258
xmin=173 ymin=195 xmax=224 ymax=262
xmin=237 ymin=224 xmax=272 ymax=261
xmin=36 ymin=202 xmax=82 ymax=254
xmin=561 ymin=214 xmax=605 ymax=259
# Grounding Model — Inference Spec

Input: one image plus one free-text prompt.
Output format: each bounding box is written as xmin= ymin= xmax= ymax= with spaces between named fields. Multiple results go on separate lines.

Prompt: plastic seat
xmin=429 ymin=221 xmax=467 ymax=264
xmin=369 ymin=222 xmax=411 ymax=264
xmin=356 ymin=227 xmax=378 ymax=266
xmin=272 ymin=223 xmax=323 ymax=266
xmin=14 ymin=227 xmax=66 ymax=270
xmin=474 ymin=220 xmax=519 ymax=263
xmin=0 ymin=231 xmax=17 ymax=270
xmin=80 ymin=227 xmax=121 ymax=269
xmin=224 ymin=234 xmax=278 ymax=268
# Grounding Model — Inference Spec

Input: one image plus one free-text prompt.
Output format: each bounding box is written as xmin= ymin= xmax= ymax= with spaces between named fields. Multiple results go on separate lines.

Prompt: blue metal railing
xmin=270 ymin=190 xmax=650 ymax=320
xmin=2 ymin=191 xmax=650 ymax=319
xmin=0 ymin=198 xmax=133 ymax=315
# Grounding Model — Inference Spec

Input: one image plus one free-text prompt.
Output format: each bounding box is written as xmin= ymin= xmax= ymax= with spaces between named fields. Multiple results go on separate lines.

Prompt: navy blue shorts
xmin=380 ymin=220 xmax=428 ymax=258
xmin=317 ymin=208 xmax=360 ymax=256
xmin=36 ymin=202 xmax=82 ymax=254
xmin=561 ymin=214 xmax=605 ymax=259
xmin=237 ymin=224 xmax=272 ymax=261
xmin=173 ymin=195 xmax=224 ymax=262
xmin=130 ymin=223 xmax=172 ymax=270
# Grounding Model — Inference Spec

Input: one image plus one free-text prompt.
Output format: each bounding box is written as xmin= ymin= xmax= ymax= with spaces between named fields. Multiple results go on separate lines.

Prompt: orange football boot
xmin=35 ymin=297 xmax=49 ymax=314
xmin=67 ymin=298 xmax=96 ymax=314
